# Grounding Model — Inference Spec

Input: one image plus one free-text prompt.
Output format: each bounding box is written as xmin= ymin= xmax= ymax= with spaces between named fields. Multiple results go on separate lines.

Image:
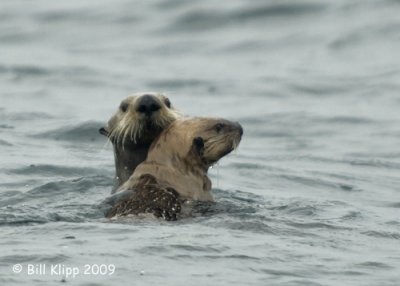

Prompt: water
xmin=1 ymin=0 xmax=400 ymax=285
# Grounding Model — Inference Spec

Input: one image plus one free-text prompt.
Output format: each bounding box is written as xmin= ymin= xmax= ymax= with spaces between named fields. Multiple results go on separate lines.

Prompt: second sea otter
xmin=99 ymin=92 xmax=180 ymax=192
xmin=107 ymin=117 xmax=243 ymax=220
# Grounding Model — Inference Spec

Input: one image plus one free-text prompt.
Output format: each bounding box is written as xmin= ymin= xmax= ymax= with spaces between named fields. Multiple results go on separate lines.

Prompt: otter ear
xmin=193 ymin=137 xmax=204 ymax=154
xmin=99 ymin=127 xmax=109 ymax=137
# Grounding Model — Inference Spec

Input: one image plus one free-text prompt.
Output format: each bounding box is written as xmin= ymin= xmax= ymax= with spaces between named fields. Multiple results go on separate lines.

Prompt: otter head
xmin=99 ymin=92 xmax=180 ymax=148
xmin=187 ymin=118 xmax=243 ymax=170
xmin=99 ymin=92 xmax=180 ymax=192
xmin=148 ymin=117 xmax=243 ymax=172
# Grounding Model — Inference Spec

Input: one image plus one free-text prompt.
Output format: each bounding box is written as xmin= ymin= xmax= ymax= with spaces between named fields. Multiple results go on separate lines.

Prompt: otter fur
xmin=99 ymin=92 xmax=180 ymax=192
xmin=106 ymin=117 xmax=243 ymax=220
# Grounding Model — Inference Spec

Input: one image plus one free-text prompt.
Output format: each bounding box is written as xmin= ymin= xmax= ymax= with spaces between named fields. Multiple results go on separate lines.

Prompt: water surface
xmin=1 ymin=0 xmax=400 ymax=285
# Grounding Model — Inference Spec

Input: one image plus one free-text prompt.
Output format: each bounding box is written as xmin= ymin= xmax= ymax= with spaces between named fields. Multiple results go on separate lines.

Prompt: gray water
xmin=1 ymin=0 xmax=400 ymax=285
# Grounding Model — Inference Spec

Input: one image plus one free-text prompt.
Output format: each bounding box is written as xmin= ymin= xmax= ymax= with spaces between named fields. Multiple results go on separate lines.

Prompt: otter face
xmin=192 ymin=119 xmax=243 ymax=167
xmin=100 ymin=93 xmax=180 ymax=147
xmin=150 ymin=118 xmax=242 ymax=171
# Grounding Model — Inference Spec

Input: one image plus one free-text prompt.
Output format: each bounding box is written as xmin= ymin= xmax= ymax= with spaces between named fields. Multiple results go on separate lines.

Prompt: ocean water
xmin=1 ymin=0 xmax=400 ymax=285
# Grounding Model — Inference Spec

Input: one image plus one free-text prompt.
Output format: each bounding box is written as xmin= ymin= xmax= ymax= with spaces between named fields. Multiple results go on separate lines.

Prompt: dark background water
xmin=1 ymin=0 xmax=400 ymax=285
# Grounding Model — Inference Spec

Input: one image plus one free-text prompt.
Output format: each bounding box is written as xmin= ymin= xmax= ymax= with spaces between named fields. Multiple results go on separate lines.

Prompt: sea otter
xmin=106 ymin=117 xmax=243 ymax=220
xmin=99 ymin=92 xmax=180 ymax=192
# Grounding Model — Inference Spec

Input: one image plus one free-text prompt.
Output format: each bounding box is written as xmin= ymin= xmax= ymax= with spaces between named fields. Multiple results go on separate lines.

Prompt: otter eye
xmin=164 ymin=98 xmax=171 ymax=108
xmin=120 ymin=102 xmax=128 ymax=112
xmin=215 ymin=123 xmax=225 ymax=133
xmin=193 ymin=137 xmax=204 ymax=153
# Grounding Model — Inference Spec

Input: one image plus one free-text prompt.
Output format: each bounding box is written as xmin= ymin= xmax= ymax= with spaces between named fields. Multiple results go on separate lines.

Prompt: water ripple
xmin=167 ymin=2 xmax=327 ymax=32
xmin=31 ymin=121 xmax=104 ymax=142
xmin=361 ymin=231 xmax=400 ymax=240
xmin=8 ymin=164 xmax=104 ymax=177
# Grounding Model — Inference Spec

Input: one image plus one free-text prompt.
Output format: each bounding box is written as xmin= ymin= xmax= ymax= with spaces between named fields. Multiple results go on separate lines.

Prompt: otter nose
xmin=238 ymin=125 xmax=243 ymax=136
xmin=235 ymin=122 xmax=243 ymax=136
xmin=136 ymin=95 xmax=161 ymax=116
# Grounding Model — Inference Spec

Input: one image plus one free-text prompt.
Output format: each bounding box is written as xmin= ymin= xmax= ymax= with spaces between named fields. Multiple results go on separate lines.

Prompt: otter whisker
xmin=133 ymin=122 xmax=142 ymax=144
xmin=129 ymin=124 xmax=134 ymax=141
xmin=132 ymin=123 xmax=139 ymax=144
xmin=112 ymin=124 xmax=123 ymax=145
xmin=101 ymin=139 xmax=112 ymax=152
xmin=114 ymin=125 xmax=124 ymax=146
xmin=232 ymin=138 xmax=238 ymax=150
xmin=117 ymin=118 xmax=131 ymax=147
xmin=124 ymin=117 xmax=138 ymax=147
xmin=109 ymin=128 xmax=120 ymax=145
xmin=122 ymin=128 xmax=130 ymax=148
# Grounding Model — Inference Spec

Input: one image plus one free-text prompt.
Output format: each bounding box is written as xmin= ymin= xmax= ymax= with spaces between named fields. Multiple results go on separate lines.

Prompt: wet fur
xmin=107 ymin=117 xmax=243 ymax=219
xmin=106 ymin=174 xmax=182 ymax=221
xmin=100 ymin=93 xmax=180 ymax=192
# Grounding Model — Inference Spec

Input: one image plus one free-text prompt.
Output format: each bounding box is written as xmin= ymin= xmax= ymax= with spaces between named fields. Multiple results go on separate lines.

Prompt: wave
xmin=8 ymin=164 xmax=106 ymax=177
xmin=31 ymin=121 xmax=105 ymax=142
xmin=165 ymin=2 xmax=327 ymax=32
